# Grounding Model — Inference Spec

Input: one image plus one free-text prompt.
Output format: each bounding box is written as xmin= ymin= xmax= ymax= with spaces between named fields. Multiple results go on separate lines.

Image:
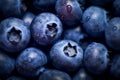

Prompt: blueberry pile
xmin=0 ymin=0 xmax=120 ymax=80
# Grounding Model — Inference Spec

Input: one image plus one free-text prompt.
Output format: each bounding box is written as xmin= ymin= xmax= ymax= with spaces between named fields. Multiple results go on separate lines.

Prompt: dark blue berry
xmin=82 ymin=6 xmax=108 ymax=38
xmin=50 ymin=40 xmax=83 ymax=72
xmin=84 ymin=42 xmax=109 ymax=74
xmin=0 ymin=18 xmax=31 ymax=53
xmin=31 ymin=13 xmax=63 ymax=46
xmin=56 ymin=0 xmax=83 ymax=26
xmin=16 ymin=47 xmax=47 ymax=77
xmin=0 ymin=0 xmax=24 ymax=18
xmin=105 ymin=17 xmax=120 ymax=50
xmin=0 ymin=51 xmax=15 ymax=78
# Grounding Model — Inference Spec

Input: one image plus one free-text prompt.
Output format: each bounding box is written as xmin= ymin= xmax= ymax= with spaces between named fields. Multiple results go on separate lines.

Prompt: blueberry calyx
xmin=64 ymin=42 xmax=77 ymax=57
xmin=46 ymin=23 xmax=58 ymax=38
xmin=7 ymin=27 xmax=21 ymax=44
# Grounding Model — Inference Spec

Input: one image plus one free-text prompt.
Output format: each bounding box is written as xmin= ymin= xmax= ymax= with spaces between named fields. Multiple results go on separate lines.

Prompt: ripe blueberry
xmin=82 ymin=6 xmax=108 ymax=38
xmin=84 ymin=42 xmax=109 ymax=74
xmin=31 ymin=12 xmax=63 ymax=46
xmin=105 ymin=17 xmax=120 ymax=50
xmin=56 ymin=0 xmax=83 ymax=26
xmin=16 ymin=47 xmax=47 ymax=77
xmin=0 ymin=18 xmax=31 ymax=53
xmin=50 ymin=40 xmax=83 ymax=72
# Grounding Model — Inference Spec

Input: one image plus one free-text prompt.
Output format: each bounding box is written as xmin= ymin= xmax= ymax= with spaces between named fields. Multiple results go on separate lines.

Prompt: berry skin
xmin=38 ymin=69 xmax=71 ymax=80
xmin=105 ymin=17 xmax=120 ymax=50
xmin=55 ymin=0 xmax=83 ymax=26
xmin=50 ymin=40 xmax=83 ymax=72
xmin=82 ymin=6 xmax=108 ymax=38
xmin=0 ymin=0 xmax=24 ymax=18
xmin=22 ymin=12 xmax=35 ymax=27
xmin=16 ymin=47 xmax=47 ymax=78
xmin=73 ymin=68 xmax=93 ymax=80
xmin=0 ymin=51 xmax=15 ymax=78
xmin=31 ymin=12 xmax=63 ymax=46
xmin=84 ymin=42 xmax=109 ymax=75
xmin=110 ymin=54 xmax=120 ymax=79
xmin=0 ymin=18 xmax=31 ymax=53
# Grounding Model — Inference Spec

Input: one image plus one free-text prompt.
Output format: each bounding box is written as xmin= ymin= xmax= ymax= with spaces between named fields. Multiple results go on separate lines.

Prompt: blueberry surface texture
xmin=0 ymin=51 xmax=15 ymax=78
xmin=0 ymin=18 xmax=31 ymax=53
xmin=31 ymin=12 xmax=63 ymax=46
xmin=82 ymin=6 xmax=108 ymax=38
xmin=38 ymin=69 xmax=71 ymax=80
xmin=50 ymin=40 xmax=83 ymax=72
xmin=16 ymin=47 xmax=47 ymax=78
xmin=105 ymin=17 xmax=120 ymax=50
xmin=56 ymin=0 xmax=83 ymax=26
xmin=84 ymin=42 xmax=109 ymax=75
xmin=73 ymin=68 xmax=93 ymax=80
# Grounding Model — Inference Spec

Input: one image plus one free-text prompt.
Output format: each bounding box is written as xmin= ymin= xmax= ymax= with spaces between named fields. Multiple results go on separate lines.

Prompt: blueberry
xmin=105 ymin=17 xmax=120 ymax=50
xmin=0 ymin=0 xmax=24 ymax=18
xmin=55 ymin=0 xmax=83 ymax=26
xmin=50 ymin=40 xmax=83 ymax=72
xmin=16 ymin=47 xmax=47 ymax=77
xmin=110 ymin=54 xmax=120 ymax=79
xmin=31 ymin=13 xmax=63 ymax=46
xmin=7 ymin=76 xmax=25 ymax=80
xmin=82 ymin=6 xmax=108 ymax=38
xmin=0 ymin=51 xmax=15 ymax=78
xmin=33 ymin=0 xmax=56 ymax=12
xmin=22 ymin=12 xmax=35 ymax=27
xmin=113 ymin=0 xmax=120 ymax=17
xmin=0 ymin=18 xmax=31 ymax=53
xmin=84 ymin=42 xmax=109 ymax=74
xmin=73 ymin=68 xmax=93 ymax=80
xmin=63 ymin=27 xmax=86 ymax=44
xmin=88 ymin=0 xmax=114 ymax=7
xmin=38 ymin=69 xmax=71 ymax=80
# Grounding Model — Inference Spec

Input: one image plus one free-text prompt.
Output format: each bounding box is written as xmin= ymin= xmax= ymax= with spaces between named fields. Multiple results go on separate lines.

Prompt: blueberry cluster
xmin=0 ymin=0 xmax=120 ymax=80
